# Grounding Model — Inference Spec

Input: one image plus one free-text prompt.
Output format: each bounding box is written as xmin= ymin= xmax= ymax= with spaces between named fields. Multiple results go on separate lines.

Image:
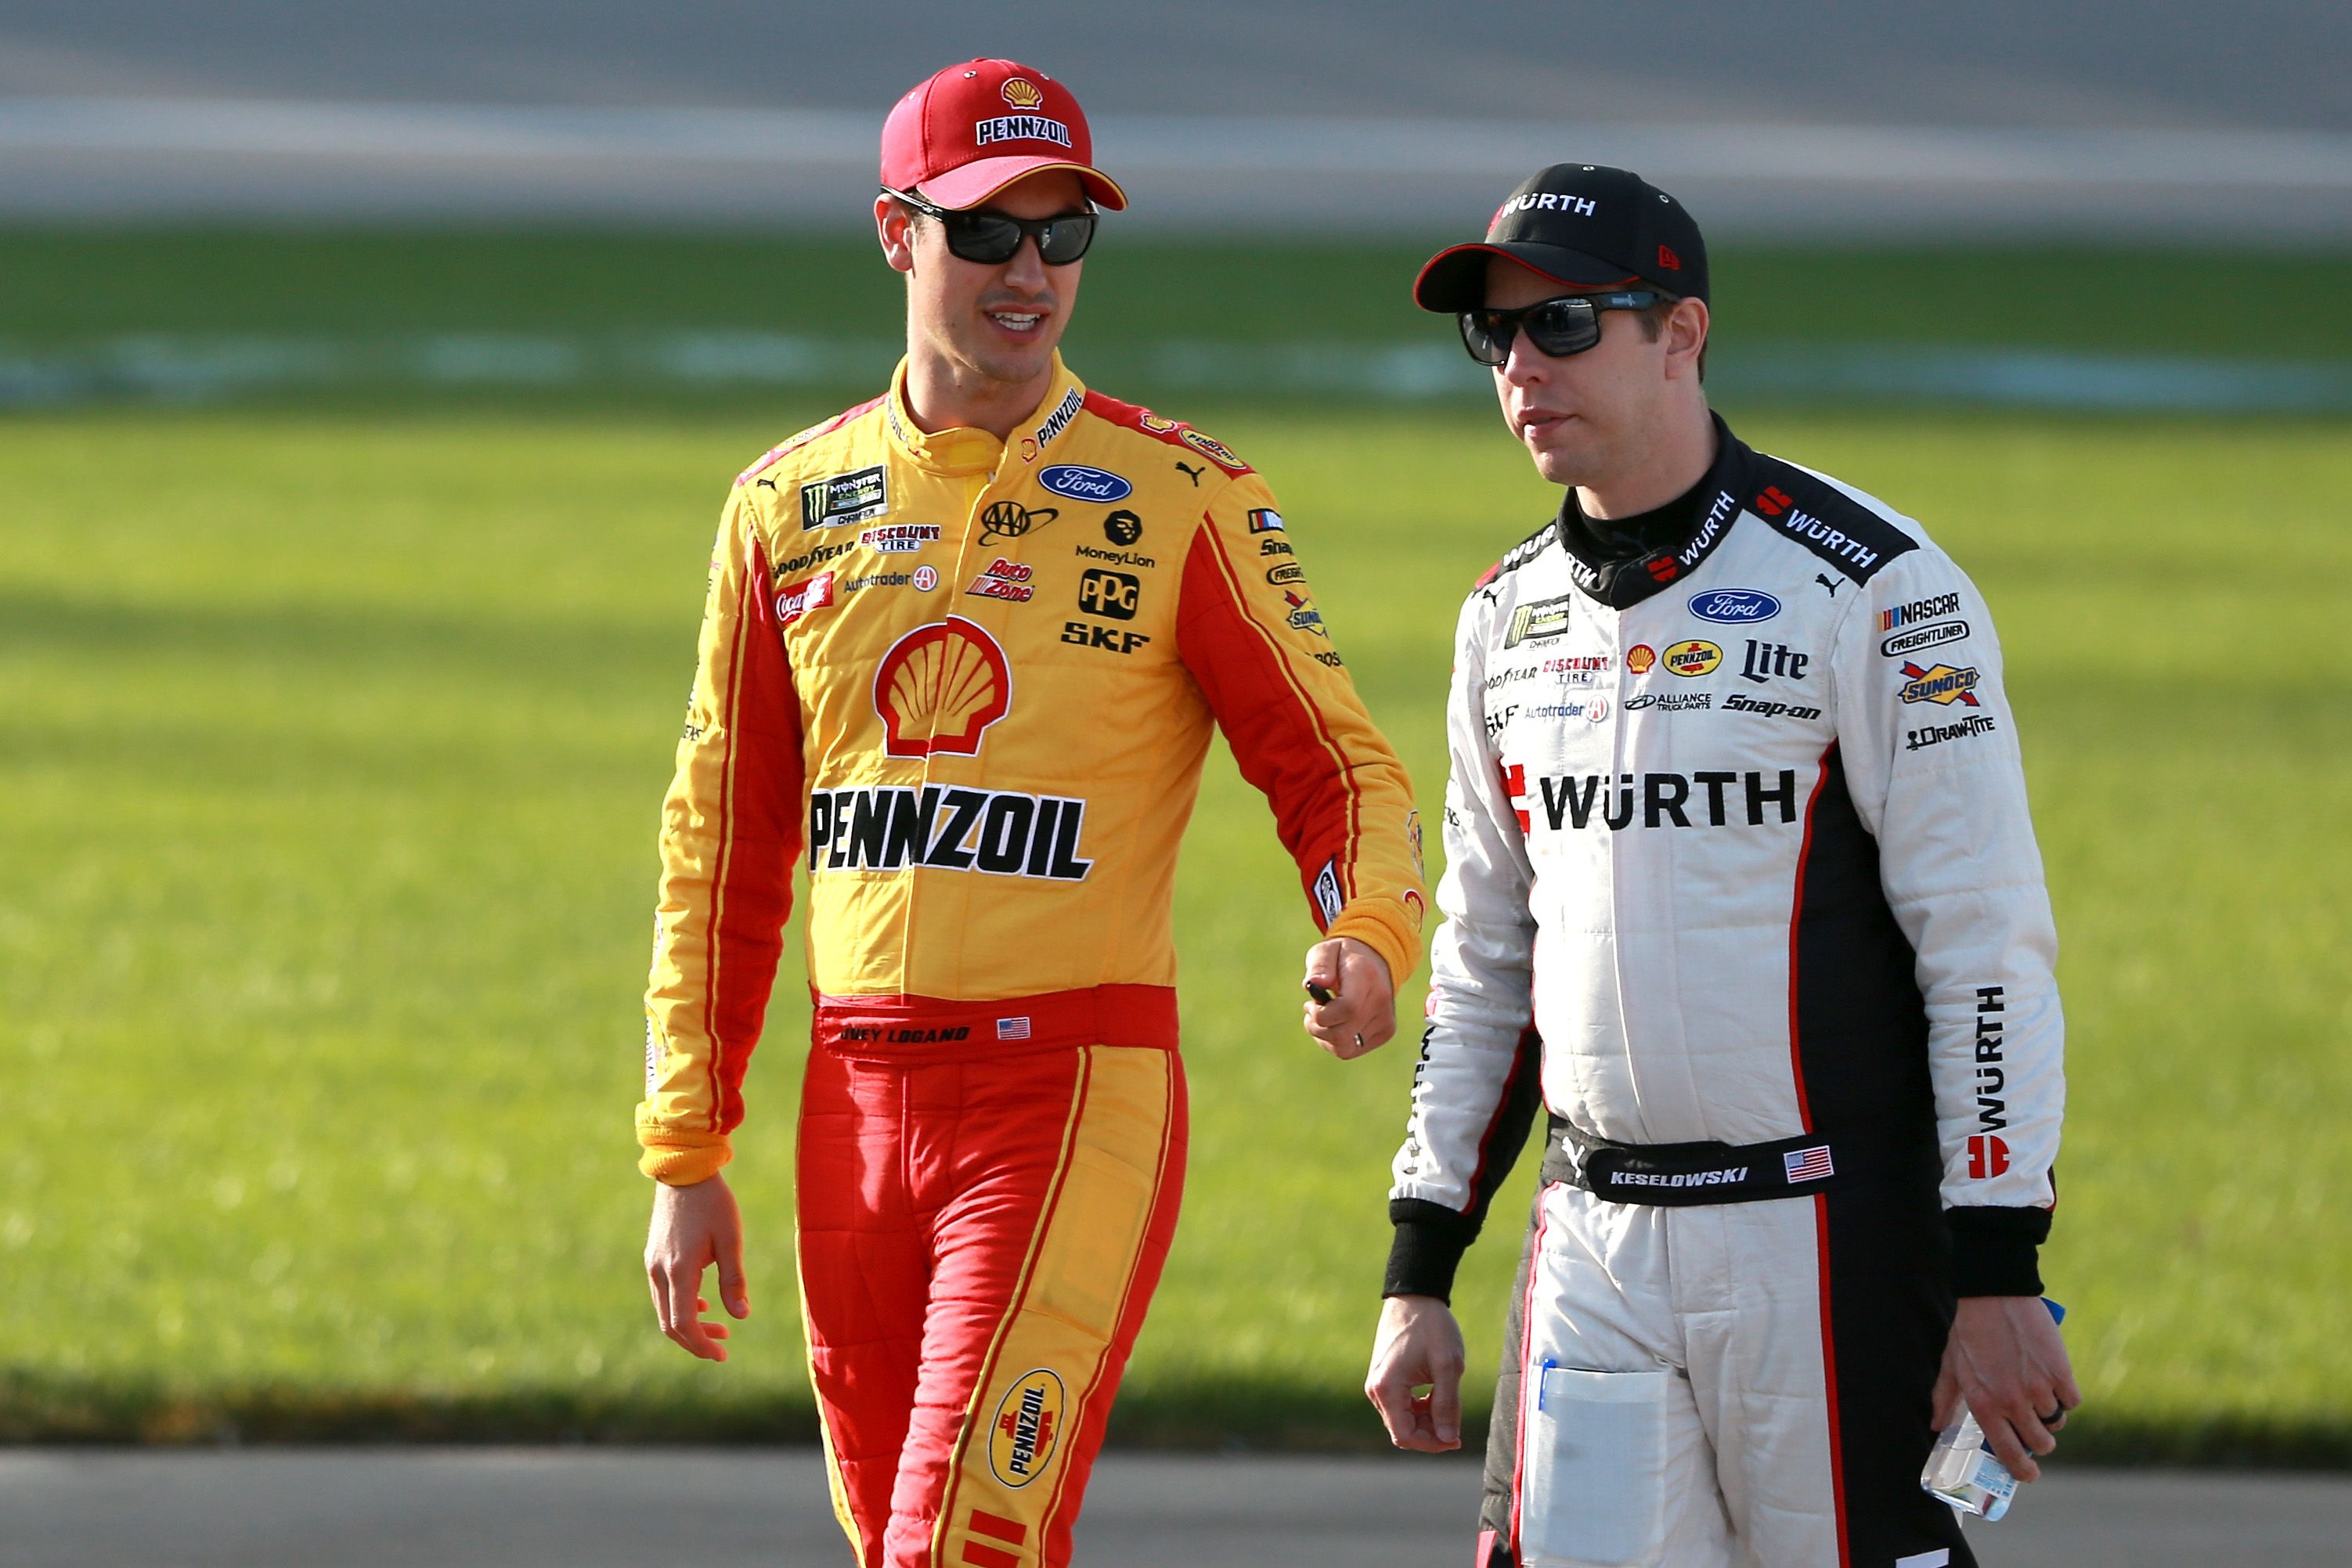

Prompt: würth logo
xmin=1754 ymin=485 xmax=1794 ymax=518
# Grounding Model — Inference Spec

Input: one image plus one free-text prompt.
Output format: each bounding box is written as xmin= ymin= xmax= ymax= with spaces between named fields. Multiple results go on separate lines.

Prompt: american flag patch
xmin=1783 ymin=1145 xmax=1835 ymax=1184
xmin=995 ymin=1017 xmax=1032 ymax=1041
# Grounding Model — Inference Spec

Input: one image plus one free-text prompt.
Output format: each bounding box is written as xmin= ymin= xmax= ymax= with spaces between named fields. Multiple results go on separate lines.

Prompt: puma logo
xmin=1816 ymin=573 xmax=1843 ymax=597
xmin=1174 ymin=460 xmax=1206 ymax=486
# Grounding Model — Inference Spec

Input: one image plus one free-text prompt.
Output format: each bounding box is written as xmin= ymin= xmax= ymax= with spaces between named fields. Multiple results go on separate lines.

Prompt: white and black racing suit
xmin=1387 ymin=416 xmax=2063 ymax=1568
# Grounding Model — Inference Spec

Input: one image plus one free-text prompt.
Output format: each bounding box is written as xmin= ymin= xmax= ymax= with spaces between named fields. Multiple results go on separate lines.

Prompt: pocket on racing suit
xmin=1518 ymin=1363 xmax=1674 ymax=1568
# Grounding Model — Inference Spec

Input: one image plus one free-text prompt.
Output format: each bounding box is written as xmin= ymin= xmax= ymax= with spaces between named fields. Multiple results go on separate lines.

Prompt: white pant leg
xmin=1514 ymin=1183 xmax=1734 ymax=1568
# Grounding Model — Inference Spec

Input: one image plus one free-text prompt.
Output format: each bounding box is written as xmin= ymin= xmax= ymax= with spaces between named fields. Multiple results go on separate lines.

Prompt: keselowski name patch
xmin=802 ymin=466 xmax=888 ymax=529
xmin=808 ymin=785 xmax=1093 ymax=881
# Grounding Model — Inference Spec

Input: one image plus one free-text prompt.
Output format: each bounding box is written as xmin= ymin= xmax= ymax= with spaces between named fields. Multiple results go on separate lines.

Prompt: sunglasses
xmin=1458 ymin=290 xmax=1664 ymax=366
xmin=882 ymin=186 xmax=1098 ymax=266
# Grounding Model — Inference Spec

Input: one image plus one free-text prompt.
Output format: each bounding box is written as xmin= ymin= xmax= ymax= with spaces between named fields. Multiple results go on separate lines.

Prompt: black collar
xmin=1554 ymin=413 xmax=1751 ymax=608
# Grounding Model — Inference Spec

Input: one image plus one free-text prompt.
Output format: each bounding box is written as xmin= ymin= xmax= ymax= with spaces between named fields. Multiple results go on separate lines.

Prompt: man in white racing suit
xmin=1362 ymin=164 xmax=2080 ymax=1568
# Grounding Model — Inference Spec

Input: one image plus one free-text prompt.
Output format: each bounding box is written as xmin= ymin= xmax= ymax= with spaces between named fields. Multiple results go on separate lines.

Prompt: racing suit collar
xmin=1554 ymin=412 xmax=1751 ymax=610
xmin=883 ymin=352 xmax=1088 ymax=477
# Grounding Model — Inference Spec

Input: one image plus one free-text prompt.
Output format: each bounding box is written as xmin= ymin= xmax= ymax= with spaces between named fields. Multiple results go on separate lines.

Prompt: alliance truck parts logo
xmin=807 ymin=784 xmax=1093 ymax=882
xmin=989 ymin=1368 xmax=1066 ymax=1487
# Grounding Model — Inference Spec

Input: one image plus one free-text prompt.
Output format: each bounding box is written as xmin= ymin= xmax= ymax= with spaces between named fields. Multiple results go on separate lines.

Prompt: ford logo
xmin=1687 ymin=589 xmax=1781 ymax=623
xmin=1037 ymin=465 xmax=1134 ymax=503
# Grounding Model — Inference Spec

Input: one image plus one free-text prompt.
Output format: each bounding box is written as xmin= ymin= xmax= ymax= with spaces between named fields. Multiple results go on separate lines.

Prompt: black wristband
xmin=1947 ymin=1206 xmax=2051 ymax=1297
xmin=1385 ymin=1199 xmax=1480 ymax=1302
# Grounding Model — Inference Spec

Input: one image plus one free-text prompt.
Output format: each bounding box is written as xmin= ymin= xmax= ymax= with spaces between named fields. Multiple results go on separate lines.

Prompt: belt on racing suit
xmin=1541 ymin=1112 xmax=1890 ymax=1206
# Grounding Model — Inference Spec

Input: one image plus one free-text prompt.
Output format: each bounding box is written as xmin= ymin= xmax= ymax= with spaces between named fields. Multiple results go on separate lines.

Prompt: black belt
xmin=1540 ymin=1114 xmax=1875 ymax=1206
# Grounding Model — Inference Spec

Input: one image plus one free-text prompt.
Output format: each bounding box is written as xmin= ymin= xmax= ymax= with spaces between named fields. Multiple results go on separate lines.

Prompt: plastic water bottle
xmin=1920 ymin=1299 xmax=2066 ymax=1521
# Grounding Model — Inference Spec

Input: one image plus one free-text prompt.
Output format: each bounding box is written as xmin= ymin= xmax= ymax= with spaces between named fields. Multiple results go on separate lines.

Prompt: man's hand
xmin=1365 ymin=1293 xmax=1467 ymax=1451
xmin=644 ymin=1172 xmax=750 ymax=1362
xmin=1301 ymin=937 xmax=1396 ymax=1060
xmin=1932 ymin=1296 xmax=2080 ymax=1481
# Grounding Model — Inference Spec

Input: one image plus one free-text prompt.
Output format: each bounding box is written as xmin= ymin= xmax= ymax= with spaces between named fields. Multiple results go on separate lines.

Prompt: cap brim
xmin=1412 ymin=242 xmax=1641 ymax=312
xmin=918 ymin=156 xmax=1129 ymax=213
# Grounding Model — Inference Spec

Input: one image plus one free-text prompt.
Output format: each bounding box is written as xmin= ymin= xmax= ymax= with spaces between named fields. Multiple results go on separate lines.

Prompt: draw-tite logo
xmin=1001 ymin=78 xmax=1044 ymax=110
xmin=873 ymin=618 xmax=1012 ymax=758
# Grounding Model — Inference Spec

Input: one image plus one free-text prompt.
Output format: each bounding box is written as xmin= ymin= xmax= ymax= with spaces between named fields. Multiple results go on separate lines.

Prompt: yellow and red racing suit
xmin=636 ymin=353 xmax=1423 ymax=1568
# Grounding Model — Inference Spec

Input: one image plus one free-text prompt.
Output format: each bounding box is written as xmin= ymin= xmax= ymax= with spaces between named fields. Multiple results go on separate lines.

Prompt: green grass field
xmin=4 ymin=231 xmax=2350 ymax=1461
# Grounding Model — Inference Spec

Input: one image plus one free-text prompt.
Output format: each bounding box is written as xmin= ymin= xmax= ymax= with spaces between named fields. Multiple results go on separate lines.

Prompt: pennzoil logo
xmin=1001 ymin=78 xmax=1044 ymax=110
xmin=989 ymin=1368 xmax=1066 ymax=1487
xmin=808 ymin=785 xmax=1092 ymax=881
xmin=1663 ymin=639 xmax=1722 ymax=677
xmin=1179 ymin=428 xmax=1248 ymax=472
xmin=873 ymin=618 xmax=1012 ymax=756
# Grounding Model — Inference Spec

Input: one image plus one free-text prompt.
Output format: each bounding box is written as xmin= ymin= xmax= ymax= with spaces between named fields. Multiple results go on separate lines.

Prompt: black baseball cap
xmin=1414 ymin=164 xmax=1708 ymax=311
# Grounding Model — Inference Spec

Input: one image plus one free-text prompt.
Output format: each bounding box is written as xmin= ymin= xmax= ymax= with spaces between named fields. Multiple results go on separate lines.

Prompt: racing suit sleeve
xmin=1381 ymin=587 xmax=1545 ymax=1303
xmin=1175 ymin=472 xmax=1426 ymax=990
xmin=635 ymin=490 xmax=806 ymax=1185
xmin=1832 ymin=547 xmax=2063 ymax=1296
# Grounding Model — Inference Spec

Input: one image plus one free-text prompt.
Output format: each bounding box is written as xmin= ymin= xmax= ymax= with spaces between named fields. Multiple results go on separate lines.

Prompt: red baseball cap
xmin=881 ymin=59 xmax=1127 ymax=212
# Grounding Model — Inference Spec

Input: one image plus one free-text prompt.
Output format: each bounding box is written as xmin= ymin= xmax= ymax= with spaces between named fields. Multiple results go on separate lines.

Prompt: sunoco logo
xmin=989 ymin=1368 xmax=1066 ymax=1487
xmin=1897 ymin=661 xmax=1982 ymax=708
xmin=1039 ymin=465 xmax=1133 ymax=503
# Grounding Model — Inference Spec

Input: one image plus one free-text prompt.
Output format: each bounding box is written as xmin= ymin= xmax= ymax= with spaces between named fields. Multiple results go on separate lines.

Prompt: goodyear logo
xmin=1663 ymin=639 xmax=1723 ymax=677
xmin=1897 ymin=661 xmax=1982 ymax=708
xmin=989 ymin=1368 xmax=1066 ymax=1487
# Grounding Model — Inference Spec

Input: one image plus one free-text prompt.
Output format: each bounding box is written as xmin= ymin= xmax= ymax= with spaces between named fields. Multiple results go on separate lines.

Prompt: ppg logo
xmin=1687 ymin=589 xmax=1781 ymax=623
xmin=1078 ymin=569 xmax=1142 ymax=621
xmin=1038 ymin=465 xmax=1134 ymax=503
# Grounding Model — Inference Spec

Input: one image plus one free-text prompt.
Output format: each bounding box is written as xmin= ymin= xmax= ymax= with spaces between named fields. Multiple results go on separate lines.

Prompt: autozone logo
xmin=1502 ymin=764 xmax=1799 ymax=831
xmin=807 ymin=785 xmax=1093 ymax=881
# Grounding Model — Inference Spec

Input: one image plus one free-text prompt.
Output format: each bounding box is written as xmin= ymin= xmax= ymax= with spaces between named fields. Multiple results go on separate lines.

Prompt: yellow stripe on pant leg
xmin=796 ymin=1230 xmax=870 ymax=1566
xmin=936 ymin=1047 xmax=1175 ymax=1567
xmin=928 ymin=1048 xmax=1098 ymax=1568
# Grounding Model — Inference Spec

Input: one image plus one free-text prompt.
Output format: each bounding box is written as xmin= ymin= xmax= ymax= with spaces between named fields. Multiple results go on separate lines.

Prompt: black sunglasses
xmin=1458 ymin=290 xmax=1664 ymax=366
xmin=882 ymin=185 xmax=1098 ymax=266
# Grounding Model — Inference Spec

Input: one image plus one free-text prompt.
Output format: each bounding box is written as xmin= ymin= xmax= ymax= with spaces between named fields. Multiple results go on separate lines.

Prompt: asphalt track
xmin=5 ymin=1449 xmax=2351 ymax=1567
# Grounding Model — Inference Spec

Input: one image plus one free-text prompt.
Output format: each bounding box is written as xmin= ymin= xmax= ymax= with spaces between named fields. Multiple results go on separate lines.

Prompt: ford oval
xmin=1037 ymin=465 xmax=1134 ymax=504
xmin=1687 ymin=589 xmax=1780 ymax=624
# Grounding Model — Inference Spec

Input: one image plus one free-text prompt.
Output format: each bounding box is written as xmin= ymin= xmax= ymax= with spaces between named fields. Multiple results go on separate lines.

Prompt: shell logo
xmin=1664 ymin=639 xmax=1723 ymax=677
xmin=1001 ymin=78 xmax=1044 ymax=110
xmin=873 ymin=617 xmax=1012 ymax=758
xmin=987 ymin=1368 xmax=1066 ymax=1488
xmin=1626 ymin=643 xmax=1657 ymax=674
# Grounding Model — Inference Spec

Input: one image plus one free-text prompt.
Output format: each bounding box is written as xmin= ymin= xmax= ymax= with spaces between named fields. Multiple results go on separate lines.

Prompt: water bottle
xmin=1919 ymin=1299 xmax=2065 ymax=1521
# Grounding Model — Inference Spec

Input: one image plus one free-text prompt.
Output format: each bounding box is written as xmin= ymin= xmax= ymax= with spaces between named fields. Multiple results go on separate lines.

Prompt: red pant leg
xmin=797 ymin=1047 xmax=931 ymax=1566
xmin=892 ymin=1045 xmax=1187 ymax=1568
